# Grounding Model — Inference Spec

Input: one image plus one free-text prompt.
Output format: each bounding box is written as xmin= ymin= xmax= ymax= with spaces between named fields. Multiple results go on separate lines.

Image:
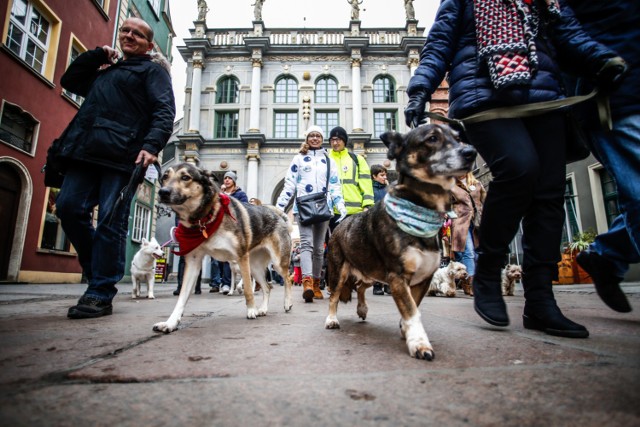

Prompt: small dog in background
xmin=131 ymin=237 xmax=164 ymax=299
xmin=427 ymin=262 xmax=468 ymax=297
xmin=501 ymin=264 xmax=523 ymax=296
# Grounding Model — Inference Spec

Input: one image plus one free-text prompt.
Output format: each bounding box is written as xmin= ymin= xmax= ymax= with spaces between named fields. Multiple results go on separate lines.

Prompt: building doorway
xmin=0 ymin=164 xmax=20 ymax=280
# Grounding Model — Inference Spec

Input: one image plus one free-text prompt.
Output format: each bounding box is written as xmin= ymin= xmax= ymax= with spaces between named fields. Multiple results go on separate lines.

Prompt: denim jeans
xmin=587 ymin=113 xmax=640 ymax=277
xmin=454 ymin=227 xmax=477 ymax=276
xmin=210 ymin=259 xmax=222 ymax=286
xmin=220 ymin=262 xmax=232 ymax=287
xmin=56 ymin=164 xmax=132 ymax=302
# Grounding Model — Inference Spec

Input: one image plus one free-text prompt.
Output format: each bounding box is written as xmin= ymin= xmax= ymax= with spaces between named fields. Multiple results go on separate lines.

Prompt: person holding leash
xmin=276 ymin=126 xmax=347 ymax=302
xmin=566 ymin=0 xmax=637 ymax=314
xmin=219 ymin=171 xmax=248 ymax=294
xmin=327 ymin=126 xmax=374 ymax=232
xmin=56 ymin=17 xmax=175 ymax=319
xmin=404 ymin=0 xmax=625 ymax=338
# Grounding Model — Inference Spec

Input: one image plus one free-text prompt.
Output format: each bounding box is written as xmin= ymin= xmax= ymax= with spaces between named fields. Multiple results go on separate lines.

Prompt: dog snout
xmin=158 ymin=187 xmax=171 ymax=201
xmin=460 ymin=145 xmax=477 ymax=163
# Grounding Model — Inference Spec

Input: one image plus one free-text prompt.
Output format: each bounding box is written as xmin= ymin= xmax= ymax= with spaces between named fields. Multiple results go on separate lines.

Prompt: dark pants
xmin=466 ymin=112 xmax=567 ymax=287
xmin=177 ymin=256 xmax=201 ymax=292
xmin=221 ymin=262 xmax=232 ymax=287
xmin=56 ymin=164 xmax=133 ymax=302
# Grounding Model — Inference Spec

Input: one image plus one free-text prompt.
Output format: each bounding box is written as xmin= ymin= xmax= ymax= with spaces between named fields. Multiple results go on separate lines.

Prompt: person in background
xmin=404 ymin=0 xmax=625 ymax=338
xmin=56 ymin=17 xmax=175 ymax=319
xmin=276 ymin=125 xmax=347 ymax=302
xmin=370 ymin=164 xmax=391 ymax=296
xmin=219 ymin=171 xmax=248 ymax=294
xmin=249 ymin=197 xmax=262 ymax=205
xmin=450 ymin=172 xmax=486 ymax=296
xmin=327 ymin=126 xmax=374 ymax=232
xmin=566 ymin=0 xmax=637 ymax=314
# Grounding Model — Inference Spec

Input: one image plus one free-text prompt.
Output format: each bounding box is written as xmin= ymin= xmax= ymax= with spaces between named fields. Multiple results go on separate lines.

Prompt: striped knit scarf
xmin=474 ymin=0 xmax=561 ymax=90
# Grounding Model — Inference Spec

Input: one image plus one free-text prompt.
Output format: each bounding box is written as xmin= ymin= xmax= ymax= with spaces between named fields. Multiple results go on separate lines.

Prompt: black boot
xmin=576 ymin=251 xmax=631 ymax=313
xmin=472 ymin=254 xmax=509 ymax=326
xmin=522 ymin=267 xmax=589 ymax=338
xmin=373 ymin=283 xmax=384 ymax=295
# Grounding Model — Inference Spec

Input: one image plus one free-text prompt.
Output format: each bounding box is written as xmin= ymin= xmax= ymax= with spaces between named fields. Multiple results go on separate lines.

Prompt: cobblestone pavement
xmin=0 ymin=281 xmax=638 ymax=426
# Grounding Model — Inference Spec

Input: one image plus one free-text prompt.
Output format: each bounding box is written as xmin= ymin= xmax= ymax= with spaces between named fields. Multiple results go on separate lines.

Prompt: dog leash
xmin=423 ymin=88 xmax=611 ymax=132
xmin=109 ymin=162 xmax=162 ymax=225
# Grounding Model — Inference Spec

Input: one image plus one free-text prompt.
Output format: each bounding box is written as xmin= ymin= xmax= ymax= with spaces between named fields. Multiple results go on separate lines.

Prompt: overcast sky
xmin=168 ymin=0 xmax=440 ymax=118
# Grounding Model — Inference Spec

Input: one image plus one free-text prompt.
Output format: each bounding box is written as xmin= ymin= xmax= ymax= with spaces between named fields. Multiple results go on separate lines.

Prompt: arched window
xmin=275 ymin=76 xmax=298 ymax=103
xmin=373 ymin=76 xmax=396 ymax=103
xmin=315 ymin=77 xmax=338 ymax=103
xmin=216 ymin=76 xmax=239 ymax=104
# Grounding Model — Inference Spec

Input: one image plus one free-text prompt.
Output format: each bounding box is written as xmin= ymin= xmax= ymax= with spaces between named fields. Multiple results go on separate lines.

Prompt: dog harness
xmin=172 ymin=194 xmax=235 ymax=256
xmin=384 ymin=193 xmax=445 ymax=239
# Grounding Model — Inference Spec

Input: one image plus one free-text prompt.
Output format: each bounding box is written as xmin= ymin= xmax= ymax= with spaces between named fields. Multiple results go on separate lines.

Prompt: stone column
xmin=188 ymin=53 xmax=204 ymax=133
xmin=249 ymin=57 xmax=263 ymax=132
xmin=240 ymin=134 xmax=266 ymax=199
xmin=351 ymin=57 xmax=363 ymax=132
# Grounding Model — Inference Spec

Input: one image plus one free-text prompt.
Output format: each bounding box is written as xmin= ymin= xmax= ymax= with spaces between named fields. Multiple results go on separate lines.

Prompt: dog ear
xmin=380 ymin=131 xmax=405 ymax=161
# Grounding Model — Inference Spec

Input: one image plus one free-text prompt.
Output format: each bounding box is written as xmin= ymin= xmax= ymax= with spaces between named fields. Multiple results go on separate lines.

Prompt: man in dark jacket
xmin=56 ymin=17 xmax=175 ymax=319
xmin=566 ymin=0 xmax=638 ymax=314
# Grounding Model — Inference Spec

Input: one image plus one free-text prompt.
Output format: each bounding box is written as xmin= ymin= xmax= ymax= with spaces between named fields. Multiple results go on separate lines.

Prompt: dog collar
xmin=384 ymin=193 xmax=445 ymax=238
xmin=172 ymin=194 xmax=235 ymax=256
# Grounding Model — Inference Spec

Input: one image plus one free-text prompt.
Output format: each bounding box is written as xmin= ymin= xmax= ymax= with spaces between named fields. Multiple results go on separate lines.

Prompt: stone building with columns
xmin=167 ymin=4 xmax=448 ymax=205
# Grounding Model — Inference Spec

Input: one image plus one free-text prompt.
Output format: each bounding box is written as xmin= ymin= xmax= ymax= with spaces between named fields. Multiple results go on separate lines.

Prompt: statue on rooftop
xmin=197 ymin=0 xmax=208 ymax=21
xmin=252 ymin=0 xmax=265 ymax=21
xmin=347 ymin=0 xmax=363 ymax=21
xmin=405 ymin=0 xmax=415 ymax=20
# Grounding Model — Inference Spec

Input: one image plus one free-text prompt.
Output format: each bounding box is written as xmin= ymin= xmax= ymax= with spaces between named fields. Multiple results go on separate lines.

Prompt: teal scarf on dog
xmin=384 ymin=193 xmax=445 ymax=238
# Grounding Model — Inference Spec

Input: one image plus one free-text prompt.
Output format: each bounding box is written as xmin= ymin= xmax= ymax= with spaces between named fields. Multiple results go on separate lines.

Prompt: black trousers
xmin=465 ymin=112 xmax=567 ymax=278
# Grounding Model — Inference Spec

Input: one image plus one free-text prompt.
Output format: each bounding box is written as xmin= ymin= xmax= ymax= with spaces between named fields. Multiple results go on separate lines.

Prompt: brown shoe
xmin=312 ymin=278 xmax=324 ymax=299
xmin=302 ymin=276 xmax=314 ymax=303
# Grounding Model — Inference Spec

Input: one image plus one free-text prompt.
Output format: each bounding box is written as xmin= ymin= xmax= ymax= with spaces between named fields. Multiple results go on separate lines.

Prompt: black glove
xmin=404 ymin=89 xmax=430 ymax=128
xmin=596 ymin=56 xmax=628 ymax=93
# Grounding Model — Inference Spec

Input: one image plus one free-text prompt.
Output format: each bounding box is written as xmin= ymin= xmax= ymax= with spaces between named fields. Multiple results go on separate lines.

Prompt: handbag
xmin=296 ymin=154 xmax=332 ymax=226
xmin=42 ymin=137 xmax=66 ymax=188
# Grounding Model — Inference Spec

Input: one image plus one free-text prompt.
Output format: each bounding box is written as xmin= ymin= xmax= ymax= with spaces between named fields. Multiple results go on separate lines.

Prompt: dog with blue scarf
xmin=324 ymin=124 xmax=476 ymax=360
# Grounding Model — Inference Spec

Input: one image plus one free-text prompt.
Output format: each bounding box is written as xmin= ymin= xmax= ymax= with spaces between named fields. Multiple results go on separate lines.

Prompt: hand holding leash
xmin=596 ymin=56 xmax=628 ymax=94
xmin=404 ymin=89 xmax=430 ymax=128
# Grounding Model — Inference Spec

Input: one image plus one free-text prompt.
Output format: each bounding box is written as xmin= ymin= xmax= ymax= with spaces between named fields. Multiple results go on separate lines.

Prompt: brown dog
xmin=153 ymin=163 xmax=293 ymax=333
xmin=325 ymin=124 xmax=476 ymax=360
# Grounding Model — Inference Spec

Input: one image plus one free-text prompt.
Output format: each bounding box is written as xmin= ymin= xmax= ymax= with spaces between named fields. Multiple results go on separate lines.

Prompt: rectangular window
xmin=274 ymin=111 xmax=298 ymax=138
xmin=7 ymin=0 xmax=50 ymax=74
xmin=373 ymin=110 xmax=397 ymax=136
xmin=40 ymin=188 xmax=71 ymax=252
xmin=132 ymin=203 xmax=151 ymax=242
xmin=215 ymin=111 xmax=239 ymax=138
xmin=561 ymin=177 xmax=581 ymax=248
xmin=63 ymin=45 xmax=84 ymax=105
xmin=600 ymin=169 xmax=619 ymax=227
xmin=0 ymin=102 xmax=38 ymax=154
xmin=315 ymin=111 xmax=339 ymax=137
xmin=148 ymin=0 xmax=161 ymax=15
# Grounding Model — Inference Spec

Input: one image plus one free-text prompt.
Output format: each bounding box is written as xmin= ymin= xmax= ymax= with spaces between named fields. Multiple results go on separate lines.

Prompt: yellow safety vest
xmin=328 ymin=149 xmax=374 ymax=215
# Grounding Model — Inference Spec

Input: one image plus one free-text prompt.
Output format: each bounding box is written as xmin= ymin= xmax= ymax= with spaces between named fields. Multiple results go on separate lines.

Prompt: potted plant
xmin=567 ymin=229 xmax=596 ymax=284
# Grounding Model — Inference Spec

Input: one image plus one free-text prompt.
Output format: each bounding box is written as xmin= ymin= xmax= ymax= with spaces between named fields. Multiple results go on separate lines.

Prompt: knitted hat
xmin=329 ymin=126 xmax=348 ymax=143
xmin=223 ymin=171 xmax=237 ymax=182
xmin=304 ymin=125 xmax=325 ymax=140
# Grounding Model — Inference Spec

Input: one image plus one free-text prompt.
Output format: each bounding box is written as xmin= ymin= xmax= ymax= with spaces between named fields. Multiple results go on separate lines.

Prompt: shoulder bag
xmin=296 ymin=155 xmax=333 ymax=226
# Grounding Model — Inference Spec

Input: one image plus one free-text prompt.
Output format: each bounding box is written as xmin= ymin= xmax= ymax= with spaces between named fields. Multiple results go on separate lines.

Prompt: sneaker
xmin=576 ymin=251 xmax=631 ymax=313
xmin=67 ymin=295 xmax=113 ymax=319
xmin=221 ymin=285 xmax=231 ymax=295
xmin=373 ymin=284 xmax=384 ymax=295
xmin=209 ymin=285 xmax=220 ymax=293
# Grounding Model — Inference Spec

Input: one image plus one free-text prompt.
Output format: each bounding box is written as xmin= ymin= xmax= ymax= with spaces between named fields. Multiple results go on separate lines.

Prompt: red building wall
xmin=0 ymin=0 xmax=118 ymax=282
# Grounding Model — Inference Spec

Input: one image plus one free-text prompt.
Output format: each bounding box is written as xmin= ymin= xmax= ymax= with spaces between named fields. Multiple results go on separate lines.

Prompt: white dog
xmin=427 ymin=261 xmax=468 ymax=297
xmin=131 ymin=237 xmax=164 ymax=299
xmin=501 ymin=264 xmax=523 ymax=296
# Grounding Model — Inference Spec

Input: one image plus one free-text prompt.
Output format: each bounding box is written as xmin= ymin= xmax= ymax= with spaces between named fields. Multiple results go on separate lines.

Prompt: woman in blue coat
xmin=404 ymin=0 xmax=626 ymax=338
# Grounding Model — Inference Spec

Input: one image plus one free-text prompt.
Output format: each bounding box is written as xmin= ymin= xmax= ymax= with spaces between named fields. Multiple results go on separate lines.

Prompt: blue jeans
xmin=210 ymin=259 xmax=221 ymax=286
xmin=220 ymin=262 xmax=232 ymax=287
xmin=587 ymin=113 xmax=640 ymax=277
xmin=454 ymin=228 xmax=477 ymax=276
xmin=56 ymin=164 xmax=132 ymax=302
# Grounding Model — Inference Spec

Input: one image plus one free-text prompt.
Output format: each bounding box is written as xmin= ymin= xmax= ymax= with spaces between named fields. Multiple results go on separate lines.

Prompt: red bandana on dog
xmin=172 ymin=194 xmax=235 ymax=256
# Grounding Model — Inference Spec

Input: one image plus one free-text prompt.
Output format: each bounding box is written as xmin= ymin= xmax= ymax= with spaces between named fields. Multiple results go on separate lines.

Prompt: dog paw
xmin=257 ymin=307 xmax=268 ymax=317
xmin=325 ymin=316 xmax=340 ymax=329
xmin=152 ymin=322 xmax=177 ymax=334
xmin=284 ymin=303 xmax=293 ymax=313
xmin=246 ymin=308 xmax=258 ymax=319
xmin=148 ymin=295 xmax=155 ymax=299
xmin=407 ymin=340 xmax=435 ymax=361
xmin=356 ymin=304 xmax=368 ymax=321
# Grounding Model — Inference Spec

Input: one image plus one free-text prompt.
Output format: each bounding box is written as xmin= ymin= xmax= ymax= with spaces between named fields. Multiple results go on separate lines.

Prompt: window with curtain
xmin=315 ymin=77 xmax=338 ymax=103
xmin=7 ymin=0 xmax=51 ymax=74
xmin=274 ymin=111 xmax=298 ymax=138
xmin=275 ymin=77 xmax=298 ymax=103
xmin=216 ymin=77 xmax=239 ymax=104
xmin=373 ymin=76 xmax=396 ymax=103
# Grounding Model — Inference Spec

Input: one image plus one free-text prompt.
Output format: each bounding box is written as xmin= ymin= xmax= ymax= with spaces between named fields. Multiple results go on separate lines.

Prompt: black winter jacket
xmin=59 ymin=48 xmax=175 ymax=173
xmin=564 ymin=0 xmax=639 ymax=120
xmin=407 ymin=0 xmax=615 ymax=119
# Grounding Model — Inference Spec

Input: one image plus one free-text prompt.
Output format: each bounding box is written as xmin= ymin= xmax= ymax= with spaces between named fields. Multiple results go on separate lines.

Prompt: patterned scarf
xmin=474 ymin=0 xmax=561 ymax=90
xmin=384 ymin=193 xmax=446 ymax=239
xmin=172 ymin=194 xmax=235 ymax=256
